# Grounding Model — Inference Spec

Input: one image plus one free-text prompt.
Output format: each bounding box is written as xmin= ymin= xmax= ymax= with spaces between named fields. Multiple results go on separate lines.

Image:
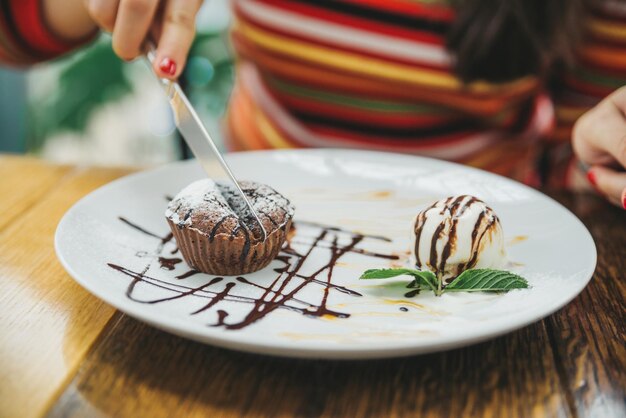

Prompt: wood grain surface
xmin=0 ymin=157 xmax=133 ymax=418
xmin=0 ymin=155 xmax=72 ymax=232
xmin=0 ymin=157 xmax=623 ymax=418
xmin=544 ymin=193 xmax=626 ymax=418
xmin=48 ymin=315 xmax=573 ymax=418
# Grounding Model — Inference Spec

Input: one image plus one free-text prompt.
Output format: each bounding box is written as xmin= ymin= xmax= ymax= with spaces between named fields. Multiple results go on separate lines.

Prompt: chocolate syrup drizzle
xmin=413 ymin=195 xmax=498 ymax=282
xmin=108 ymin=215 xmax=398 ymax=330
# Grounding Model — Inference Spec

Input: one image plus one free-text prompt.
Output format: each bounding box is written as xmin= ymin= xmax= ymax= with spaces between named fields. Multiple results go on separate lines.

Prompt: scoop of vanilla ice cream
xmin=411 ymin=195 xmax=506 ymax=284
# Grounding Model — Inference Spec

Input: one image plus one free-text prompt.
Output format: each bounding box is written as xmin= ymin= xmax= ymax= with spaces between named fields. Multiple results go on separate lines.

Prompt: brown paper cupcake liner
xmin=167 ymin=219 xmax=292 ymax=276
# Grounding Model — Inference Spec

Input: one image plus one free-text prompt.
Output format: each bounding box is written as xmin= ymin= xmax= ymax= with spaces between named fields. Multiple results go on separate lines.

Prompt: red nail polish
xmin=159 ymin=57 xmax=176 ymax=76
xmin=622 ymin=191 xmax=626 ymax=210
xmin=587 ymin=170 xmax=597 ymax=187
xmin=586 ymin=170 xmax=603 ymax=195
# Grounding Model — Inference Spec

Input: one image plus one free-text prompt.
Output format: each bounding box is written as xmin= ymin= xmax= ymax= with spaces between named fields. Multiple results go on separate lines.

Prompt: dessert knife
xmin=144 ymin=43 xmax=267 ymax=241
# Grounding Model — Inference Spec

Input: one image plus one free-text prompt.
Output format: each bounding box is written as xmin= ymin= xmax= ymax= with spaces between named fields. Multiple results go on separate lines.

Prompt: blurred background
xmin=0 ymin=0 xmax=232 ymax=167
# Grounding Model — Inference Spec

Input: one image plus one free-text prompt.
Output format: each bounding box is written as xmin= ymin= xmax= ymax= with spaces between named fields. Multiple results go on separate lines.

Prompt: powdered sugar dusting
xmin=165 ymin=179 xmax=232 ymax=227
xmin=240 ymin=181 xmax=295 ymax=218
xmin=165 ymin=179 xmax=295 ymax=238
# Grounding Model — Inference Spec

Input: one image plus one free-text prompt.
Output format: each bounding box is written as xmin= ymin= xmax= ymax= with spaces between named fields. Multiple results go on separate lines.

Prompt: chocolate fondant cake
xmin=165 ymin=179 xmax=295 ymax=275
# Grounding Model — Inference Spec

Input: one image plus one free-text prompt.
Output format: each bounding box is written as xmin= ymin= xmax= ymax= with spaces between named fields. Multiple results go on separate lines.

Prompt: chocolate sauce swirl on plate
xmin=108 ymin=214 xmax=398 ymax=330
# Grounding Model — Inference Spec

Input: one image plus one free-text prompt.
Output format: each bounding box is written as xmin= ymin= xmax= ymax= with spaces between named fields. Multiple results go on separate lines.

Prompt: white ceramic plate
xmin=55 ymin=149 xmax=596 ymax=359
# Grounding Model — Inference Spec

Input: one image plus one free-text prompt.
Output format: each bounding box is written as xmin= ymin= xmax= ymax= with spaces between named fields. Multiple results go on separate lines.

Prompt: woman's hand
xmin=43 ymin=0 xmax=202 ymax=79
xmin=83 ymin=0 xmax=203 ymax=78
xmin=573 ymin=86 xmax=626 ymax=209
xmin=44 ymin=0 xmax=202 ymax=79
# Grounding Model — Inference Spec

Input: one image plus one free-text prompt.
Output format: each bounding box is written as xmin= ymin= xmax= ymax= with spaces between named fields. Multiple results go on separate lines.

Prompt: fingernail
xmin=158 ymin=57 xmax=177 ymax=77
xmin=587 ymin=170 xmax=597 ymax=187
xmin=622 ymin=189 xmax=626 ymax=210
xmin=586 ymin=170 xmax=603 ymax=195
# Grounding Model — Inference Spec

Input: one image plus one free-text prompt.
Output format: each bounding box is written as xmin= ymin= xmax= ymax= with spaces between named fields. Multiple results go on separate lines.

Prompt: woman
xmin=1 ymin=0 xmax=625 ymax=208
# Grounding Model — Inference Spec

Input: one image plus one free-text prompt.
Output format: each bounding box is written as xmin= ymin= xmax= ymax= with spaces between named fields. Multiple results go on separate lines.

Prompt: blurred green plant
xmin=26 ymin=31 xmax=234 ymax=153
xmin=186 ymin=31 xmax=235 ymax=117
xmin=26 ymin=36 xmax=132 ymax=151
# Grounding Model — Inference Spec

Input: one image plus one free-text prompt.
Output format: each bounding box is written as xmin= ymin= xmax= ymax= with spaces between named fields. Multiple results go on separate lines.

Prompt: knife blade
xmin=144 ymin=44 xmax=267 ymax=241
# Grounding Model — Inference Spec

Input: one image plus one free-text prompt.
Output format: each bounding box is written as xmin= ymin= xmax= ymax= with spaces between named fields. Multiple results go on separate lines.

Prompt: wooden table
xmin=0 ymin=155 xmax=624 ymax=418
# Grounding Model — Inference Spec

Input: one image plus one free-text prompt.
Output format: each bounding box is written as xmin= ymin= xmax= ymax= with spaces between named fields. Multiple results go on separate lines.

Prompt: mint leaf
xmin=361 ymin=268 xmax=416 ymax=279
xmin=360 ymin=268 xmax=438 ymax=292
xmin=444 ymin=269 xmax=529 ymax=292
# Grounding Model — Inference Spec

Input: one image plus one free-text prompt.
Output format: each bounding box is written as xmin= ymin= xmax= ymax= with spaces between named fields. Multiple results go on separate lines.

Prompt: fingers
xmin=84 ymin=0 xmax=201 ymax=73
xmin=83 ymin=0 xmax=120 ymax=32
xmin=153 ymin=0 xmax=203 ymax=79
xmin=608 ymin=85 xmax=626 ymax=114
xmin=588 ymin=165 xmax=626 ymax=208
xmin=112 ymin=0 xmax=160 ymax=60
xmin=573 ymin=86 xmax=626 ymax=168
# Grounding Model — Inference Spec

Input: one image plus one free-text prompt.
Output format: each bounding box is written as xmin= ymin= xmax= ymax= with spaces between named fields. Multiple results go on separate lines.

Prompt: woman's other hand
xmin=83 ymin=0 xmax=203 ymax=79
xmin=573 ymin=86 xmax=626 ymax=209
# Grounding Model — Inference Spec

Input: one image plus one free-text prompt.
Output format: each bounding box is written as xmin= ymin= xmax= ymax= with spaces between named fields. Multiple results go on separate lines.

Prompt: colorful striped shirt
xmin=1 ymin=0 xmax=624 ymax=187
xmin=0 ymin=0 xmax=90 ymax=64
xmin=545 ymin=0 xmax=626 ymax=187
xmin=226 ymin=0 xmax=626 ymax=186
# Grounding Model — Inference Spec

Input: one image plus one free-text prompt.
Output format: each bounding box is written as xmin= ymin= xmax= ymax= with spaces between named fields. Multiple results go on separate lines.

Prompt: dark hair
xmin=446 ymin=0 xmax=584 ymax=83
